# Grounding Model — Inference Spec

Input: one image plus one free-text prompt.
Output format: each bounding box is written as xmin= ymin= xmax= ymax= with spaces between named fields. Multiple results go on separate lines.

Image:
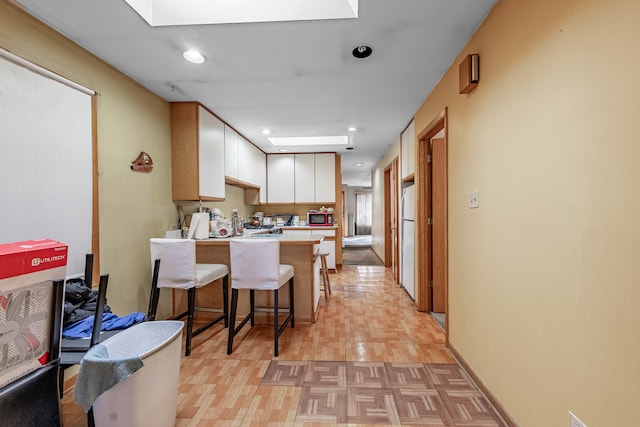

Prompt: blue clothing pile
xmin=62 ymin=277 xmax=146 ymax=338
xmin=63 ymin=312 xmax=146 ymax=338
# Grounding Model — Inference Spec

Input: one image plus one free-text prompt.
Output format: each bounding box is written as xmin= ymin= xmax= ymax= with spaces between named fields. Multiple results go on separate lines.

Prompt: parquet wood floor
xmin=61 ymin=265 xmax=505 ymax=426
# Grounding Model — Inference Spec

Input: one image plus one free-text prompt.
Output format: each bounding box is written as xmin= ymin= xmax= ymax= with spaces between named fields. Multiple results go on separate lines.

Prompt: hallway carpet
xmin=342 ymin=246 xmax=384 ymax=266
xmin=61 ymin=266 xmax=506 ymax=426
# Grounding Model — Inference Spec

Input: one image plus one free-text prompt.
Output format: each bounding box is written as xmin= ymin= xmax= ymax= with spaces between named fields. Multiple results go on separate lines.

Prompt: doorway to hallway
xmin=416 ymin=108 xmax=448 ymax=336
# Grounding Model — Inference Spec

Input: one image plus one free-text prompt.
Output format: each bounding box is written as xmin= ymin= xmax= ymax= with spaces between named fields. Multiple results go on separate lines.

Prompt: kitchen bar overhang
xmin=172 ymin=234 xmax=324 ymax=325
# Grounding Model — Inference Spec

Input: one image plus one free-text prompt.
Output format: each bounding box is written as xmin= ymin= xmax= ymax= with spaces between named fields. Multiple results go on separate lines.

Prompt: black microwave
xmin=307 ymin=211 xmax=333 ymax=226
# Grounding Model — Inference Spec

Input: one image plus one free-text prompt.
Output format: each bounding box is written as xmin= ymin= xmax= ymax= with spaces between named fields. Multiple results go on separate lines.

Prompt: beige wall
xmin=180 ymin=184 xmax=256 ymax=223
xmin=0 ymin=2 xmax=175 ymax=317
xmin=374 ymin=0 xmax=640 ymax=425
xmin=0 ymin=3 xmax=266 ymax=321
xmin=371 ymin=136 xmax=400 ymax=259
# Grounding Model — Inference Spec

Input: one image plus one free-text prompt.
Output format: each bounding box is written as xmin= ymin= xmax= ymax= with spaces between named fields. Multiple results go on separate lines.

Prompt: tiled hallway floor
xmin=61 ymin=265 xmax=506 ymax=426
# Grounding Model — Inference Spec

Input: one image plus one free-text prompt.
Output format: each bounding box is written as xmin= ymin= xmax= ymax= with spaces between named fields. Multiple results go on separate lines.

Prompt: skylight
xmin=123 ymin=0 xmax=358 ymax=26
xmin=268 ymin=136 xmax=348 ymax=147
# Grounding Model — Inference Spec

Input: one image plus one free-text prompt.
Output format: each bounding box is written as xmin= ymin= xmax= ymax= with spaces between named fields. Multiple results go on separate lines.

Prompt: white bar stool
xmin=148 ymin=238 xmax=229 ymax=356
xmin=227 ymin=238 xmax=294 ymax=357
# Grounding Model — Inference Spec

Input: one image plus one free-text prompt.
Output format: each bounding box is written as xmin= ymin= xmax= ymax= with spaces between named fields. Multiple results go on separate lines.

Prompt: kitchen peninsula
xmin=173 ymin=233 xmax=323 ymax=325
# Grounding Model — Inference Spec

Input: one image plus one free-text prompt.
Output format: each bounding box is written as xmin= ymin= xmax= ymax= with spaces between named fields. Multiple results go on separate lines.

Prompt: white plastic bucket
xmin=91 ymin=321 xmax=184 ymax=427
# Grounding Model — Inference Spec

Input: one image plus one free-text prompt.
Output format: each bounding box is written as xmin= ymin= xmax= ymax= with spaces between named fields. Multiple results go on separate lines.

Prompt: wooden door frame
xmin=416 ymin=108 xmax=448 ymax=337
xmin=384 ymin=157 xmax=400 ymax=281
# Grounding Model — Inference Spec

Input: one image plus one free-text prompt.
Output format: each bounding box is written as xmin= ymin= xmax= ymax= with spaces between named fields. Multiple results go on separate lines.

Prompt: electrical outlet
xmin=569 ymin=411 xmax=587 ymax=427
xmin=469 ymin=191 xmax=479 ymax=208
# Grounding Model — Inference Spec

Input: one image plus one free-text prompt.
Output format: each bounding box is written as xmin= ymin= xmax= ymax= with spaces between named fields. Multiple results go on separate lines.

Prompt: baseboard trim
xmin=447 ymin=343 xmax=519 ymax=427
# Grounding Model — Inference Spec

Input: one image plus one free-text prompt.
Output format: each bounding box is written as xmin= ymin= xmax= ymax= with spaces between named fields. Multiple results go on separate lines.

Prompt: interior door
xmin=430 ymin=138 xmax=446 ymax=313
xmin=384 ymin=159 xmax=400 ymax=282
xmin=416 ymin=109 xmax=447 ymax=335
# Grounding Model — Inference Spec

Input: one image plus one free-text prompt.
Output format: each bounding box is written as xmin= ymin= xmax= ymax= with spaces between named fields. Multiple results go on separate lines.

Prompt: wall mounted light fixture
xmin=459 ymin=53 xmax=479 ymax=94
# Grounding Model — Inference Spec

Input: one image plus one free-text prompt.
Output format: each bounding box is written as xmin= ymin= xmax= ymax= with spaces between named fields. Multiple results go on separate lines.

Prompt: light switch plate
xmin=569 ymin=412 xmax=587 ymax=427
xmin=469 ymin=191 xmax=479 ymax=208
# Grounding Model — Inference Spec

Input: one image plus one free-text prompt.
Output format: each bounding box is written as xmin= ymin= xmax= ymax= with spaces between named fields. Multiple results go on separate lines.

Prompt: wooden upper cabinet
xmin=171 ymin=102 xmax=225 ymax=201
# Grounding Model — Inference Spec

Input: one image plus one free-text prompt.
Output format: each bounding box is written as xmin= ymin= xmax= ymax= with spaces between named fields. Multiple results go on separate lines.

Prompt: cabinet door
xmin=198 ymin=106 xmax=225 ymax=199
xmin=251 ymin=146 xmax=267 ymax=203
xmin=237 ymin=135 xmax=252 ymax=183
xmin=282 ymin=229 xmax=310 ymax=238
xmin=224 ymin=125 xmax=239 ymax=179
xmin=314 ymin=153 xmax=335 ymax=203
xmin=267 ymin=154 xmax=295 ymax=203
xmin=313 ymin=229 xmax=336 ymax=270
xmin=319 ymin=239 xmax=336 ymax=270
xmin=294 ymin=154 xmax=315 ymax=203
xmin=401 ymin=119 xmax=415 ymax=179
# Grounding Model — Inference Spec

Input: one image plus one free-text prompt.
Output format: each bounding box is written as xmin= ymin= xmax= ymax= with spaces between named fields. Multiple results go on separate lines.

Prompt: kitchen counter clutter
xmin=196 ymin=232 xmax=322 ymax=244
xmin=172 ymin=234 xmax=324 ymax=325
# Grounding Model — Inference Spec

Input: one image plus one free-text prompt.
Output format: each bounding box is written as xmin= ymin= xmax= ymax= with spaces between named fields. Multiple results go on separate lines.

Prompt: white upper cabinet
xmin=294 ymin=154 xmax=315 ymax=203
xmin=170 ymin=102 xmax=225 ymax=201
xmin=252 ymin=145 xmax=267 ymax=204
xmin=314 ymin=153 xmax=335 ymax=203
xmin=224 ymin=125 xmax=239 ymax=179
xmin=198 ymin=106 xmax=226 ymax=198
xmin=237 ymin=135 xmax=254 ymax=184
xmin=401 ymin=119 xmax=415 ymax=180
xmin=267 ymin=153 xmax=335 ymax=204
xmin=225 ymin=126 xmax=266 ymax=201
xmin=267 ymin=154 xmax=295 ymax=203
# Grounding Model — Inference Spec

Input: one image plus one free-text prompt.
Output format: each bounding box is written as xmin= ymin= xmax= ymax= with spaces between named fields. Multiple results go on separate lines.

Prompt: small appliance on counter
xmin=307 ymin=210 xmax=333 ymax=226
xmin=187 ymin=213 xmax=210 ymax=239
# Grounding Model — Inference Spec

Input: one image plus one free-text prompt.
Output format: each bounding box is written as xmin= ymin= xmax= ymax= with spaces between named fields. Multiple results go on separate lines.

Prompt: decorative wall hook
xmin=131 ymin=151 xmax=153 ymax=172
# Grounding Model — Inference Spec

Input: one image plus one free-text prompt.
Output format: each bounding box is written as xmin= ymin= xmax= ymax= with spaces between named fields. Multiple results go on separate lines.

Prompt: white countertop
xmin=196 ymin=232 xmax=322 ymax=244
xmin=281 ymin=225 xmax=338 ymax=230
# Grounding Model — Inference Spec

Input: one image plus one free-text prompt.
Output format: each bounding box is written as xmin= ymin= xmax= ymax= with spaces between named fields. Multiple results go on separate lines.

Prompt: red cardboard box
xmin=0 ymin=239 xmax=68 ymax=388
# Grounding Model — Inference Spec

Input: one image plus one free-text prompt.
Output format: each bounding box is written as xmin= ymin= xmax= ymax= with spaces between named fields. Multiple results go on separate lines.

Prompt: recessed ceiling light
xmin=348 ymin=127 xmax=357 ymax=132
xmin=354 ymin=163 xmax=364 ymax=167
xmin=279 ymin=148 xmax=289 ymax=152
xmin=268 ymin=136 xmax=348 ymax=146
xmin=182 ymin=50 xmax=205 ymax=64
xmin=261 ymin=129 xmax=271 ymax=135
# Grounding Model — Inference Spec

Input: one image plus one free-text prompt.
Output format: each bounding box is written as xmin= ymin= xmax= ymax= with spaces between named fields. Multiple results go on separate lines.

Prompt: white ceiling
xmin=13 ymin=0 xmax=496 ymax=187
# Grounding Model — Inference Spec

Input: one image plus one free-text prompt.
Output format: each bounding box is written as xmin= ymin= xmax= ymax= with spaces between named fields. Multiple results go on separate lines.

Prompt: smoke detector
xmin=352 ymin=45 xmax=373 ymax=59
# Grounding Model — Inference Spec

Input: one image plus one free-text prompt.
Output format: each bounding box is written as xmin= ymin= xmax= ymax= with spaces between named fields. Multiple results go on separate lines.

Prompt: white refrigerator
xmin=401 ymin=185 xmax=415 ymax=299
